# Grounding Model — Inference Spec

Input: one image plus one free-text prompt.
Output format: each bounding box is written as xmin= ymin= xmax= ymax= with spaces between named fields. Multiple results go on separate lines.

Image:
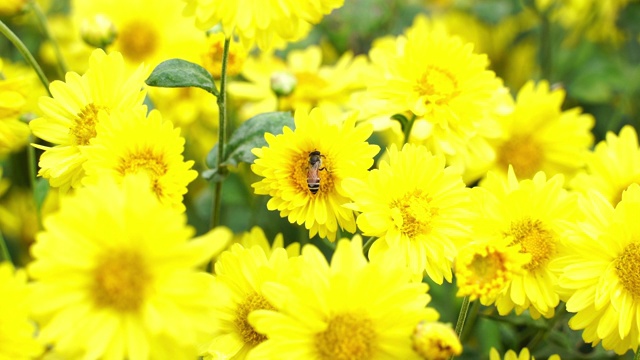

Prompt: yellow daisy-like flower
xmin=82 ymin=109 xmax=198 ymax=211
xmin=491 ymin=80 xmax=594 ymax=181
xmin=570 ymin=125 xmax=640 ymax=206
xmin=475 ymin=167 xmax=578 ymax=318
xmin=343 ymin=143 xmax=472 ymax=283
xmin=203 ymin=243 xmax=291 ymax=359
xmin=489 ymin=347 xmax=560 ymax=360
xmin=29 ymin=49 xmax=147 ymax=192
xmin=411 ymin=321 xmax=462 ymax=360
xmin=554 ymin=184 xmax=640 ymax=354
xmin=362 ymin=14 xmax=510 ymax=182
xmin=0 ymin=262 xmax=43 ymax=359
xmin=248 ymin=235 xmax=440 ymax=360
xmin=232 ymin=226 xmax=300 ymax=258
xmin=182 ymin=0 xmax=343 ymax=51
xmin=228 ymin=46 xmax=368 ymax=121
xmin=251 ymin=108 xmax=379 ymax=241
xmin=73 ymin=0 xmax=206 ymax=69
xmin=0 ymin=58 xmax=36 ymax=154
xmin=28 ymin=175 xmax=231 ymax=359
xmin=201 ymin=32 xmax=247 ymax=79
xmin=454 ymin=237 xmax=531 ymax=306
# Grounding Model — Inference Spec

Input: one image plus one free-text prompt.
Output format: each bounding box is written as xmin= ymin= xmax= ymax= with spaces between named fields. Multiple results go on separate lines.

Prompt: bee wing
xmin=307 ymin=161 xmax=321 ymax=181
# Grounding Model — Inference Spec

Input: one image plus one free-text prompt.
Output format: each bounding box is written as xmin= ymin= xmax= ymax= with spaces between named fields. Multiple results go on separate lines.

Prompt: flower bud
xmin=80 ymin=14 xmax=117 ymax=49
xmin=270 ymin=71 xmax=297 ymax=97
xmin=412 ymin=321 xmax=462 ymax=360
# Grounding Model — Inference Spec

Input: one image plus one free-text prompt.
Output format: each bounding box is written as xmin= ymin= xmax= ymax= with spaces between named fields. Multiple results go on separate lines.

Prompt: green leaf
xmin=33 ymin=178 xmax=49 ymax=212
xmin=204 ymin=111 xmax=295 ymax=182
xmin=145 ymin=59 xmax=218 ymax=95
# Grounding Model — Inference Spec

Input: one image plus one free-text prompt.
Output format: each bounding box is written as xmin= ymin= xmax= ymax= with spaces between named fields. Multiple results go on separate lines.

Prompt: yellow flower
xmin=0 ymin=262 xmax=43 ymax=359
xmin=228 ymin=46 xmax=368 ymax=121
xmin=182 ymin=0 xmax=343 ymax=51
xmin=454 ymin=237 xmax=531 ymax=306
xmin=554 ymin=184 xmax=640 ymax=354
xmin=232 ymin=226 xmax=300 ymax=258
xmin=248 ymin=236 xmax=439 ymax=360
xmin=343 ymin=143 xmax=472 ymax=283
xmin=491 ymin=80 xmax=594 ymax=181
xmin=82 ymin=109 xmax=198 ymax=211
xmin=28 ymin=175 xmax=231 ymax=359
xmin=570 ymin=125 xmax=640 ymax=206
xmin=412 ymin=321 xmax=462 ymax=360
xmin=475 ymin=167 xmax=578 ymax=318
xmin=362 ymin=14 xmax=510 ymax=183
xmin=489 ymin=347 xmax=560 ymax=360
xmin=0 ymin=59 xmax=36 ymax=154
xmin=29 ymin=49 xmax=148 ymax=192
xmin=203 ymin=244 xmax=291 ymax=359
xmin=201 ymin=32 xmax=247 ymax=78
xmin=251 ymin=108 xmax=379 ymax=241
xmin=72 ymin=0 xmax=206 ymax=69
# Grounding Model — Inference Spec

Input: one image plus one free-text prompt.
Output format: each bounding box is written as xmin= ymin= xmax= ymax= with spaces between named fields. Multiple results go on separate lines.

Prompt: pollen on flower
xmin=235 ymin=293 xmax=275 ymax=346
xmin=117 ymin=149 xmax=168 ymax=178
xmin=315 ymin=313 xmax=376 ymax=360
xmin=615 ymin=242 xmax=640 ymax=297
xmin=118 ymin=20 xmax=158 ymax=62
xmin=71 ymin=103 xmax=107 ymax=145
xmin=414 ymin=65 xmax=460 ymax=106
xmin=507 ymin=218 xmax=555 ymax=271
xmin=391 ymin=190 xmax=438 ymax=239
xmin=91 ymin=249 xmax=151 ymax=312
xmin=412 ymin=321 xmax=462 ymax=360
xmin=497 ymin=136 xmax=543 ymax=179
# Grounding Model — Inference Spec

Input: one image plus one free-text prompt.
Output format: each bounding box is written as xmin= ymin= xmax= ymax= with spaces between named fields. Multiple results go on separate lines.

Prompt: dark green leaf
xmin=145 ymin=59 xmax=218 ymax=95
xmin=204 ymin=111 xmax=295 ymax=181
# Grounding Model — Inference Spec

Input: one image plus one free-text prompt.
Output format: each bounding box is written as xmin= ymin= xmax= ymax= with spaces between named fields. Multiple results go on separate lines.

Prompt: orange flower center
xmin=414 ymin=65 xmax=460 ymax=106
xmin=234 ymin=292 xmax=274 ymax=346
xmin=498 ymin=136 xmax=543 ymax=179
xmin=506 ymin=218 xmax=555 ymax=271
xmin=71 ymin=103 xmax=107 ymax=145
xmin=118 ymin=20 xmax=158 ymax=63
xmin=390 ymin=190 xmax=438 ymax=239
xmin=315 ymin=313 xmax=376 ymax=360
xmin=616 ymin=242 xmax=640 ymax=298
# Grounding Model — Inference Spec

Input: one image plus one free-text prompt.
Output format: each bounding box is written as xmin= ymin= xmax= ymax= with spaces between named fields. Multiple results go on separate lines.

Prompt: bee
xmin=307 ymin=150 xmax=326 ymax=194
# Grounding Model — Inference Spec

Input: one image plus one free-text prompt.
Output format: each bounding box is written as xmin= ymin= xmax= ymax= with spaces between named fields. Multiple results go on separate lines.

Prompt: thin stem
xmin=450 ymin=296 xmax=471 ymax=360
xmin=0 ymin=229 xmax=13 ymax=265
xmin=539 ymin=9 xmax=553 ymax=81
xmin=0 ymin=20 xmax=51 ymax=96
xmin=526 ymin=302 xmax=566 ymax=350
xmin=27 ymin=135 xmax=42 ymax=229
xmin=362 ymin=236 xmax=377 ymax=257
xmin=29 ymin=0 xmax=68 ymax=78
xmin=210 ymin=37 xmax=231 ymax=230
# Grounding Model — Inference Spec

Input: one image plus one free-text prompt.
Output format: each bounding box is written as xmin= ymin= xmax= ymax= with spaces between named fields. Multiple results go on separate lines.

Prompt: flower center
xmin=118 ymin=20 xmax=158 ymax=63
xmin=234 ymin=293 xmax=275 ymax=346
xmin=315 ymin=313 xmax=376 ymax=360
xmin=91 ymin=249 xmax=151 ymax=312
xmin=202 ymin=35 xmax=246 ymax=78
xmin=615 ymin=242 xmax=640 ymax=298
xmin=293 ymin=151 xmax=333 ymax=196
xmin=117 ymin=149 xmax=168 ymax=197
xmin=71 ymin=103 xmax=107 ymax=146
xmin=414 ymin=65 xmax=459 ymax=106
xmin=506 ymin=218 xmax=555 ymax=271
xmin=497 ymin=136 xmax=543 ymax=179
xmin=390 ymin=190 xmax=437 ymax=239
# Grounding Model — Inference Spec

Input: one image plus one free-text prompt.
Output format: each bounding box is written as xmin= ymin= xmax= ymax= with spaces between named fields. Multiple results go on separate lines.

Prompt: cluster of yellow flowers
xmin=0 ymin=0 xmax=639 ymax=359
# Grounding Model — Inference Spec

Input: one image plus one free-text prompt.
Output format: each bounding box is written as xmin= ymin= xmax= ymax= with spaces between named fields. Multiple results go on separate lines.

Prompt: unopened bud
xmin=80 ymin=14 xmax=117 ymax=49
xmin=412 ymin=321 xmax=462 ymax=360
xmin=270 ymin=71 xmax=297 ymax=97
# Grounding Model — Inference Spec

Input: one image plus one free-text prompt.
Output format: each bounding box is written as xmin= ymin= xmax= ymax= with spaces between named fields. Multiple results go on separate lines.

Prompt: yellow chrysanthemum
xmin=474 ymin=167 xmax=578 ymax=318
xmin=570 ymin=125 xmax=640 ymax=206
xmin=343 ymin=143 xmax=472 ymax=283
xmin=0 ymin=262 xmax=43 ymax=359
xmin=182 ymin=0 xmax=343 ymax=51
xmin=203 ymin=244 xmax=291 ymax=359
xmin=454 ymin=237 xmax=531 ymax=306
xmin=0 ymin=58 xmax=35 ymax=154
xmin=248 ymin=235 xmax=440 ymax=360
xmin=228 ymin=46 xmax=368 ymax=121
xmin=251 ymin=108 xmax=379 ymax=241
xmin=491 ymin=80 xmax=594 ymax=181
xmin=28 ymin=175 xmax=231 ymax=359
xmin=82 ymin=109 xmax=198 ymax=211
xmin=362 ymin=14 xmax=510 ymax=182
xmin=201 ymin=32 xmax=247 ymax=79
xmin=554 ymin=184 xmax=640 ymax=354
xmin=73 ymin=0 xmax=206 ymax=69
xmin=29 ymin=49 xmax=148 ymax=192
xmin=232 ymin=226 xmax=300 ymax=258
xmin=411 ymin=321 xmax=462 ymax=360
xmin=489 ymin=347 xmax=560 ymax=360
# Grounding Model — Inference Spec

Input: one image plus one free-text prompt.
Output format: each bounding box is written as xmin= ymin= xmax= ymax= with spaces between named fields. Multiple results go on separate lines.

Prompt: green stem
xmin=0 ymin=20 xmax=51 ymax=96
xmin=362 ymin=236 xmax=377 ymax=257
xmin=27 ymin=135 xmax=42 ymax=229
xmin=29 ymin=0 xmax=68 ymax=78
xmin=210 ymin=37 xmax=231 ymax=230
xmin=459 ymin=298 xmax=480 ymax=343
xmin=526 ymin=302 xmax=566 ymax=350
xmin=450 ymin=296 xmax=471 ymax=360
xmin=0 ymin=229 xmax=13 ymax=265
xmin=539 ymin=9 xmax=553 ymax=81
